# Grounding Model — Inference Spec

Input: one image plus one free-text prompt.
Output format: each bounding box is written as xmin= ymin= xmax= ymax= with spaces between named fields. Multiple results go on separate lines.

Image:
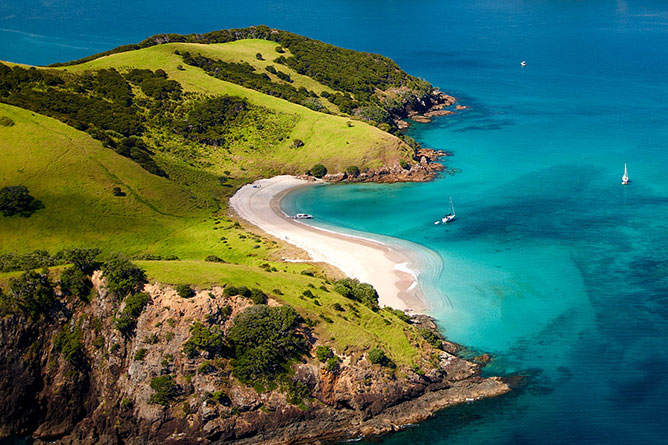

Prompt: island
xmin=0 ymin=26 xmax=509 ymax=443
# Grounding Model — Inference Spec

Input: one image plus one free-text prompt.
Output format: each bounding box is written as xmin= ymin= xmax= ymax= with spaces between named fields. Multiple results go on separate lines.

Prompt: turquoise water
xmin=3 ymin=0 xmax=668 ymax=443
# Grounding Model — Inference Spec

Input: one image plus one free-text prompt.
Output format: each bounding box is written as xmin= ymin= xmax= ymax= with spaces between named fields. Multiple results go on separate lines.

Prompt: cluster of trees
xmin=179 ymin=52 xmax=325 ymax=112
xmin=180 ymin=304 xmax=306 ymax=386
xmin=172 ymin=95 xmax=249 ymax=146
xmin=333 ymin=278 xmax=380 ymax=311
xmin=0 ymin=185 xmax=42 ymax=217
xmin=53 ymin=25 xmax=433 ymax=129
xmin=0 ymin=248 xmax=96 ymax=272
xmin=0 ymin=248 xmax=102 ymax=318
xmin=0 ymin=63 xmax=179 ymax=176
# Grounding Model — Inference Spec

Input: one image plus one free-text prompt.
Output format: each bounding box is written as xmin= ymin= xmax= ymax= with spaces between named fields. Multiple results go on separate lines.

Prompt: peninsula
xmin=0 ymin=26 xmax=509 ymax=443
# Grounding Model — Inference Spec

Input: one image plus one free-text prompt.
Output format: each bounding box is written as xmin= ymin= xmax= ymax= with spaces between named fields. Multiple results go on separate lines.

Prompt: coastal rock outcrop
xmin=0 ymin=279 xmax=509 ymax=444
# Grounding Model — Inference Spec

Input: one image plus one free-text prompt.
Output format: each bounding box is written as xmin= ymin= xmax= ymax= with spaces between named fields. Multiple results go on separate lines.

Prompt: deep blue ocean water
xmin=3 ymin=0 xmax=668 ymax=443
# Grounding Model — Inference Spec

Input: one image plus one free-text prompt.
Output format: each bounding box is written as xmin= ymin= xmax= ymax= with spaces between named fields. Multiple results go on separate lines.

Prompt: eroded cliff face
xmin=0 ymin=275 xmax=509 ymax=444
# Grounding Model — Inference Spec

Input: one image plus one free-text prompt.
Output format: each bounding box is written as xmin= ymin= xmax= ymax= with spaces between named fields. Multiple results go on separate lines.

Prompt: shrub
xmin=114 ymin=292 xmax=151 ymax=335
xmin=275 ymin=46 xmax=285 ymax=53
xmin=418 ymin=327 xmax=442 ymax=349
xmin=65 ymin=248 xmax=101 ymax=274
xmin=0 ymin=185 xmax=42 ymax=217
xmin=134 ymin=348 xmax=147 ymax=361
xmin=102 ymin=255 xmax=147 ymax=299
xmin=309 ymin=164 xmax=327 ymax=178
xmin=223 ymin=286 xmax=239 ymax=297
xmin=315 ymin=345 xmax=334 ymax=362
xmin=59 ymin=266 xmax=92 ymax=300
xmin=210 ymin=390 xmax=231 ymax=405
xmin=197 ymin=360 xmax=217 ymax=374
xmin=368 ymin=347 xmax=391 ymax=367
xmin=265 ymin=65 xmax=277 ymax=74
xmin=400 ymin=159 xmax=410 ymax=170
xmin=176 ymin=284 xmax=195 ymax=298
xmin=255 ymin=52 xmax=264 ymax=60
xmin=182 ymin=321 xmax=226 ymax=358
xmin=247 ymin=288 xmax=267 ymax=304
xmin=292 ymin=138 xmax=304 ymax=148
xmin=54 ymin=324 xmax=85 ymax=368
xmin=205 ymin=255 xmax=224 ymax=263
xmin=324 ymin=356 xmax=340 ymax=372
xmin=4 ymin=270 xmax=55 ymax=319
xmin=332 ymin=303 xmax=344 ymax=312
xmin=112 ymin=186 xmax=125 ymax=196
xmin=302 ymin=290 xmax=315 ymax=299
xmin=149 ymin=375 xmax=179 ymax=406
xmin=228 ymin=305 xmax=305 ymax=384
xmin=333 ymin=278 xmax=379 ymax=311
xmin=386 ymin=307 xmax=411 ymax=323
xmin=346 ymin=165 xmax=360 ymax=177
xmin=0 ymin=116 xmax=14 ymax=126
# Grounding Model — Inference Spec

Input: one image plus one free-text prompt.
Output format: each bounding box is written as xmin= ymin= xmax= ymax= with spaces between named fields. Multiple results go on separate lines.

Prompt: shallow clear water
xmin=4 ymin=0 xmax=668 ymax=443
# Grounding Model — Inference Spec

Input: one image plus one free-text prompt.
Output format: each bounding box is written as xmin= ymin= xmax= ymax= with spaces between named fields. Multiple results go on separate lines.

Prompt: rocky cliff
xmin=0 ymin=273 xmax=509 ymax=444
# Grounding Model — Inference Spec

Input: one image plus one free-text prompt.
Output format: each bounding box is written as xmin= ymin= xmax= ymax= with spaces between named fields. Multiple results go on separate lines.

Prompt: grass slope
xmin=59 ymin=41 xmax=412 ymax=175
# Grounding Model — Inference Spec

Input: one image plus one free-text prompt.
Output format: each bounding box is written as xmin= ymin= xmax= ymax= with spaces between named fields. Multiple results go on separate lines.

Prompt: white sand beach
xmin=229 ymin=175 xmax=429 ymax=311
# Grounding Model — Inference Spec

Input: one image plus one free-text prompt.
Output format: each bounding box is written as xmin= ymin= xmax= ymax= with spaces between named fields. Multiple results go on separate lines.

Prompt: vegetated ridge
xmin=0 ymin=28 xmax=507 ymax=444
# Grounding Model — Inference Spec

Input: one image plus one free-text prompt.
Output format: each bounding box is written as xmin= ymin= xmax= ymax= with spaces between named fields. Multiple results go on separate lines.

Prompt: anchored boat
xmin=434 ymin=196 xmax=456 ymax=224
xmin=622 ymin=163 xmax=629 ymax=185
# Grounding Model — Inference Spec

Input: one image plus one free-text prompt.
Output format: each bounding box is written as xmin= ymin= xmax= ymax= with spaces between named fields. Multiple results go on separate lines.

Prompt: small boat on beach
xmin=434 ymin=196 xmax=456 ymax=225
xmin=293 ymin=213 xmax=313 ymax=219
xmin=621 ymin=163 xmax=629 ymax=185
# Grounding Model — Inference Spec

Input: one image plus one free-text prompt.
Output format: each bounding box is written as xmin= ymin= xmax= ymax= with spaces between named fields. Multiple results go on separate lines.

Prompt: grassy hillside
xmin=0 ymin=32 xmax=441 ymax=373
xmin=59 ymin=41 xmax=412 ymax=175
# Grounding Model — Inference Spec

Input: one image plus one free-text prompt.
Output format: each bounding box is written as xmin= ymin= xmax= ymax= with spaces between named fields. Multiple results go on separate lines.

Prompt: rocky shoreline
xmin=0 ymin=277 xmax=510 ymax=444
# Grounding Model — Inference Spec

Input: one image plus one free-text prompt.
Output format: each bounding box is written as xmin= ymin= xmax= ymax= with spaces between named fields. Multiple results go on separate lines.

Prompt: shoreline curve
xmin=230 ymin=175 xmax=446 ymax=312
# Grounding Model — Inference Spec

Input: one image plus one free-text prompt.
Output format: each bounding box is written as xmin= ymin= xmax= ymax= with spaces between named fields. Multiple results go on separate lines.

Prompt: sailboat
xmin=434 ymin=196 xmax=456 ymax=224
xmin=621 ymin=163 xmax=629 ymax=185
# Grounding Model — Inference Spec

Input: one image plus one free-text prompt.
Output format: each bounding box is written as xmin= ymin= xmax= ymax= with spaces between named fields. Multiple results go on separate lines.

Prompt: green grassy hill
xmin=0 ymin=30 xmax=445 ymax=369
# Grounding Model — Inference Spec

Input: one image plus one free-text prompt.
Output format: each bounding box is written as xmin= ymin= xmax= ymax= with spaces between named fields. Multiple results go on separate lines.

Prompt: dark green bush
xmin=54 ymin=324 xmax=85 ymax=367
xmin=223 ymin=286 xmax=239 ymax=297
xmin=400 ymin=159 xmax=410 ymax=170
xmin=315 ymin=345 xmax=334 ymax=362
xmin=368 ymin=347 xmax=391 ymax=367
xmin=309 ymin=164 xmax=327 ymax=178
xmin=182 ymin=321 xmax=227 ymax=358
xmin=324 ymin=356 xmax=340 ymax=372
xmin=114 ymin=292 xmax=151 ymax=335
xmin=59 ymin=267 xmax=92 ymax=300
xmin=386 ymin=307 xmax=411 ymax=323
xmin=64 ymin=248 xmax=101 ymax=274
xmin=0 ymin=185 xmax=42 ymax=217
xmin=149 ymin=375 xmax=179 ymax=406
xmin=0 ymin=116 xmax=14 ymax=126
xmin=418 ymin=327 xmax=442 ymax=349
xmin=255 ymin=52 xmax=264 ymax=60
xmin=228 ymin=305 xmax=305 ymax=384
xmin=346 ymin=165 xmax=360 ymax=177
xmin=102 ymin=255 xmax=147 ymax=299
xmin=332 ymin=303 xmax=344 ymax=312
xmin=205 ymin=255 xmax=224 ymax=263
xmin=176 ymin=284 xmax=195 ymax=298
xmin=333 ymin=278 xmax=379 ymax=311
xmin=265 ymin=65 xmax=277 ymax=74
xmin=134 ymin=348 xmax=147 ymax=361
xmin=4 ymin=270 xmax=55 ymax=319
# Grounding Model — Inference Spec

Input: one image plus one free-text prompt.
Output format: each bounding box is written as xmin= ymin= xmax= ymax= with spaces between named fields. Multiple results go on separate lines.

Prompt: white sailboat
xmin=621 ymin=163 xmax=629 ymax=185
xmin=434 ymin=196 xmax=456 ymax=224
